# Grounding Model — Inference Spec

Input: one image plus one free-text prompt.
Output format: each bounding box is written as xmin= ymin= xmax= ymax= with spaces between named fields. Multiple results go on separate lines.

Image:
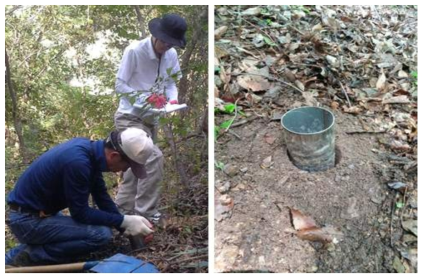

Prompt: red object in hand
xmin=169 ymin=100 xmax=178 ymax=105
xmin=144 ymin=233 xmax=154 ymax=243
xmin=147 ymin=93 xmax=167 ymax=109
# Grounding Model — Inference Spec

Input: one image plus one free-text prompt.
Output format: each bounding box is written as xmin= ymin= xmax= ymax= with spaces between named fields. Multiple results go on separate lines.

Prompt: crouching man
xmin=6 ymin=128 xmax=154 ymax=266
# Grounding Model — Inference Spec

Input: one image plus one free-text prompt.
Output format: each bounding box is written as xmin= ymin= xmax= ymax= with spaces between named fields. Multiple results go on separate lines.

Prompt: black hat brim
xmin=148 ymin=18 xmax=186 ymax=48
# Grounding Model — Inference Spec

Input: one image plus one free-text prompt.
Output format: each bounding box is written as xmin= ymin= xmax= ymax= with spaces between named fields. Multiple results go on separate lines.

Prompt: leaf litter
xmin=215 ymin=5 xmax=417 ymax=273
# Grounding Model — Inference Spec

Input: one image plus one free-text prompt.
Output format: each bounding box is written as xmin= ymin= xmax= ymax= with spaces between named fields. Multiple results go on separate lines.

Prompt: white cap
xmin=119 ymin=128 xmax=153 ymax=178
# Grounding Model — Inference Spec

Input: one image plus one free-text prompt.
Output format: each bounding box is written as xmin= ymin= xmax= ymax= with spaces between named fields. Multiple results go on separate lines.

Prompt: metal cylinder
xmin=281 ymin=106 xmax=335 ymax=172
xmin=128 ymin=235 xmax=146 ymax=250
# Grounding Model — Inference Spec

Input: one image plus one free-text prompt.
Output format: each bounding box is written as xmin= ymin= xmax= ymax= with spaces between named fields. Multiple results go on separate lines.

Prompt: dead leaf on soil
xmin=260 ymin=156 xmax=273 ymax=169
xmin=376 ymin=71 xmax=387 ymax=92
xmin=263 ymin=133 xmax=276 ymax=145
xmin=297 ymin=226 xmax=344 ymax=244
xmin=215 ymin=194 xmax=234 ymax=222
xmin=382 ymin=95 xmax=410 ymax=104
xmin=302 ymin=90 xmax=317 ymax=106
xmin=289 ymin=208 xmax=343 ymax=244
xmin=284 ymin=68 xmax=296 ymax=83
xmin=401 ymin=219 xmax=417 ymax=236
xmin=214 ymin=85 xmax=219 ymax=98
xmin=295 ymin=80 xmax=305 ymax=92
xmin=290 ymin=208 xmax=318 ymax=230
xmin=343 ymin=106 xmax=362 ymax=114
xmin=215 ymin=26 xmax=228 ymax=40
xmin=331 ymin=101 xmax=340 ymax=110
xmin=241 ymin=7 xmax=262 ymax=16
xmin=237 ymin=75 xmax=270 ymax=92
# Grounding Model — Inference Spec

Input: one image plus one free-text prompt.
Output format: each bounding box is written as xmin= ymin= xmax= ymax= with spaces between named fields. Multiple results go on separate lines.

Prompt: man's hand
xmin=120 ymin=215 xmax=154 ymax=236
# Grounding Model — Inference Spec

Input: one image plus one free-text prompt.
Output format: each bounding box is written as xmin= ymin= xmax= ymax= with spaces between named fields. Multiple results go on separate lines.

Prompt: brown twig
xmin=345 ymin=130 xmax=386 ymax=134
xmin=337 ymin=80 xmax=352 ymax=107
xmin=228 ymin=129 xmax=242 ymax=140
xmin=171 ymin=254 xmax=208 ymax=265
xmin=230 ymin=115 xmax=260 ymax=128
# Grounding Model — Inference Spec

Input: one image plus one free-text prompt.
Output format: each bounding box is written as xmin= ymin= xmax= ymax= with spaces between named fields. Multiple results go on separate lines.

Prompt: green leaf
xmin=214 ymin=125 xmax=220 ymax=141
xmin=215 ymin=161 xmax=225 ymax=170
xmin=220 ymin=119 xmax=233 ymax=129
xmin=223 ymin=103 xmax=236 ymax=114
xmin=263 ymin=36 xmax=277 ymax=46
xmin=396 ymin=202 xmax=405 ymax=209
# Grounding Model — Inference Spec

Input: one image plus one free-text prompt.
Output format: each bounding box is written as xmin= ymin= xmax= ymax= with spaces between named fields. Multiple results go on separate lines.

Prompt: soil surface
xmin=215 ymin=103 xmax=398 ymax=272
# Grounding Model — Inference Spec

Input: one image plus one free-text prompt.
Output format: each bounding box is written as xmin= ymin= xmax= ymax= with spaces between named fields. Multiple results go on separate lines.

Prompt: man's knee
xmin=89 ymin=226 xmax=113 ymax=246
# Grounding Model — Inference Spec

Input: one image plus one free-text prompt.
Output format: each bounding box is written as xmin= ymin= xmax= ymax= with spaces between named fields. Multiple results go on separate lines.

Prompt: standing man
xmin=6 ymin=128 xmax=154 ymax=266
xmin=114 ymin=13 xmax=187 ymax=224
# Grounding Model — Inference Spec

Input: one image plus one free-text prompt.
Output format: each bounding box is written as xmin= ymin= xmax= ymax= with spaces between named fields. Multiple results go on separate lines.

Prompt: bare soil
xmin=215 ymin=107 xmax=398 ymax=272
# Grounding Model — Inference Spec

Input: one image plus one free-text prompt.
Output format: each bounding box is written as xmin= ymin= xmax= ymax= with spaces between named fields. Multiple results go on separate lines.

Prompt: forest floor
xmin=214 ymin=5 xmax=417 ymax=273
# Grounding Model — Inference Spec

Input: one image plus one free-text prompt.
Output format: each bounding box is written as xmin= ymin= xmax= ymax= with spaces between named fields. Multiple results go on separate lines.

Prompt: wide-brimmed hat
xmin=148 ymin=13 xmax=187 ymax=48
xmin=108 ymin=128 xmax=153 ymax=179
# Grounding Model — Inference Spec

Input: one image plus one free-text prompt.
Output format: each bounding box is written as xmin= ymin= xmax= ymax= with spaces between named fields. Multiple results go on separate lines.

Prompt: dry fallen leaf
xmin=214 ymin=26 xmax=228 ymax=40
xmin=382 ymin=95 xmax=410 ymax=104
xmin=331 ymin=101 xmax=340 ymax=110
xmin=237 ymin=75 xmax=270 ymax=92
xmin=284 ymin=68 xmax=296 ymax=83
xmin=241 ymin=7 xmax=262 ymax=16
xmin=260 ymin=156 xmax=273 ymax=169
xmin=376 ymin=71 xmax=387 ymax=92
xmin=290 ymin=208 xmax=343 ymax=243
xmin=297 ymin=226 xmax=344 ymax=244
xmin=290 ymin=208 xmax=318 ymax=231
xmin=343 ymin=106 xmax=362 ymax=114
xmin=295 ymin=80 xmax=305 ymax=92
xmin=215 ymin=194 xmax=234 ymax=222
xmin=264 ymin=133 xmax=276 ymax=145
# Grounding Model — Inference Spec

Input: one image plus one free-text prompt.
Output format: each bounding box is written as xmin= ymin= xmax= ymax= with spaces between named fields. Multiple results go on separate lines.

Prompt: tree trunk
xmin=163 ymin=122 xmax=190 ymax=188
xmin=5 ymin=50 xmax=28 ymax=164
xmin=133 ymin=5 xmax=146 ymax=39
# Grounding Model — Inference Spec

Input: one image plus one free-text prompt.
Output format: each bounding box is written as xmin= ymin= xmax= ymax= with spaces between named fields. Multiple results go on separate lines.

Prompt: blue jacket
xmin=7 ymin=138 xmax=124 ymax=228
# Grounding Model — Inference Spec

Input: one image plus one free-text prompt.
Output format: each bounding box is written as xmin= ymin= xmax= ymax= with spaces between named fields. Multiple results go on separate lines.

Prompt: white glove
xmin=120 ymin=215 xmax=154 ymax=236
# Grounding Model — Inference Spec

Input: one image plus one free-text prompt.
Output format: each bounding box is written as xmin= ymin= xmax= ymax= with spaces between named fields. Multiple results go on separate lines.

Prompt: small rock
xmin=348 ymin=164 xmax=355 ymax=169
xmin=342 ymin=197 xmax=360 ymax=219
xmin=260 ymin=156 xmax=273 ymax=169
xmin=278 ymin=175 xmax=290 ymax=187
xmin=224 ymin=164 xmax=239 ymax=177
xmin=240 ymin=167 xmax=248 ymax=173
xmin=218 ymin=181 xmax=231 ymax=194
xmin=311 ymin=265 xmax=318 ymax=272
xmin=326 ymin=243 xmax=336 ymax=252
xmin=258 ymin=256 xmax=265 ymax=265
xmin=215 ymin=245 xmax=240 ymax=272
xmin=219 ymin=194 xmax=232 ymax=205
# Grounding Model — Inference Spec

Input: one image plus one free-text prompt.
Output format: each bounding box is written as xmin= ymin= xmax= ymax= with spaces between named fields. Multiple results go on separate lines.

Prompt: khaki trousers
xmin=114 ymin=112 xmax=164 ymax=217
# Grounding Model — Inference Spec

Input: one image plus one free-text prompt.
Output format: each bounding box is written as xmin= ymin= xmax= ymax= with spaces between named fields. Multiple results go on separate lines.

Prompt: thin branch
xmin=338 ymin=80 xmax=352 ymax=107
